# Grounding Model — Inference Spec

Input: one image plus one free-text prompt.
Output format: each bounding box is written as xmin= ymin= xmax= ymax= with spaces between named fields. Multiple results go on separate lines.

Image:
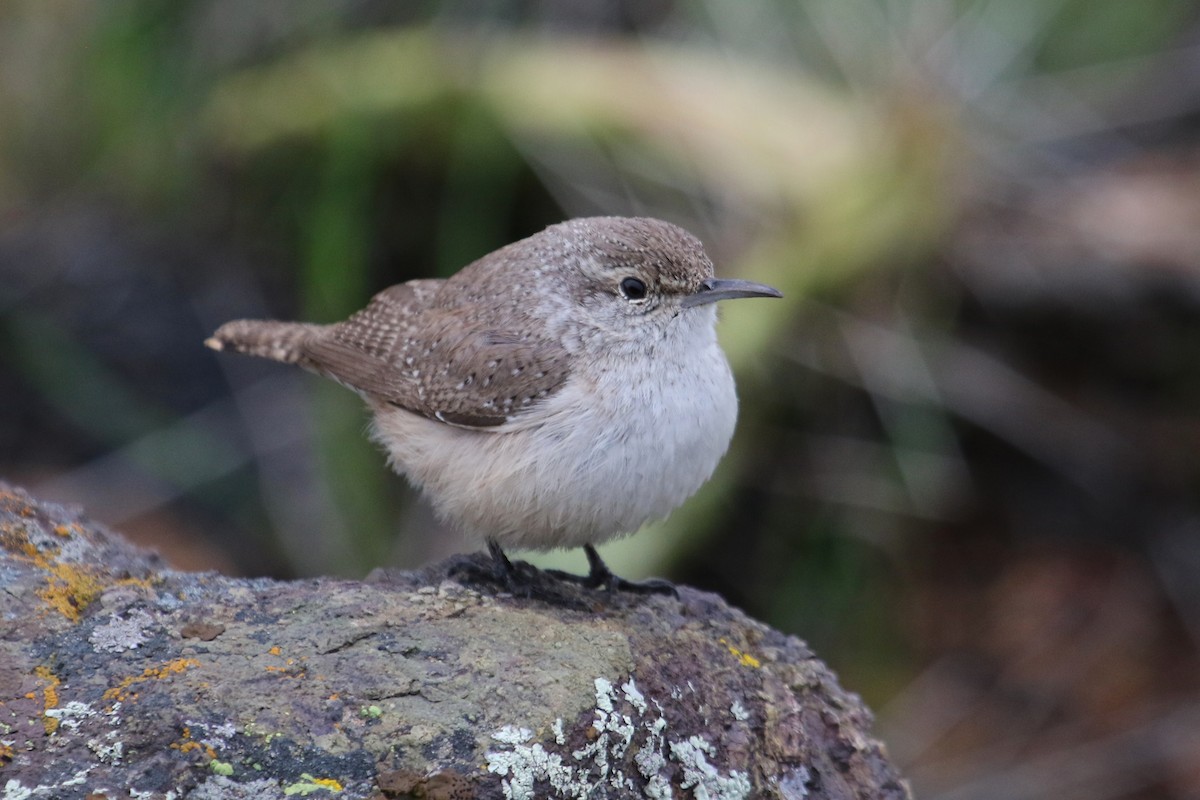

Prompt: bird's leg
xmin=459 ymin=541 xmax=675 ymax=598
xmin=550 ymin=545 xmax=677 ymax=596
xmin=583 ymin=545 xmax=678 ymax=595
xmin=449 ymin=538 xmax=529 ymax=593
xmin=487 ymin=539 xmax=518 ymax=585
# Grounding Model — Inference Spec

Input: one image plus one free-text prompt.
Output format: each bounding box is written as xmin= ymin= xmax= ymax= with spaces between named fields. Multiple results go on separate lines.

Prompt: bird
xmin=207 ymin=216 xmax=781 ymax=593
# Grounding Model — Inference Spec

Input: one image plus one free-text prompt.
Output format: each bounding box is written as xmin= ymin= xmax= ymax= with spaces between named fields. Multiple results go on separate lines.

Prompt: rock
xmin=0 ymin=483 xmax=910 ymax=799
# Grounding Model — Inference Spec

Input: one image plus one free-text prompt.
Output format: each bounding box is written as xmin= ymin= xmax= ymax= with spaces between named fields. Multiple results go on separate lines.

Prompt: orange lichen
xmin=0 ymin=524 xmax=40 ymax=557
xmin=265 ymin=662 xmax=307 ymax=678
xmin=37 ymin=561 xmax=107 ymax=622
xmin=104 ymin=658 xmax=200 ymax=702
xmin=3 ymin=526 xmax=104 ymax=621
xmin=310 ymin=777 xmax=343 ymax=791
xmin=284 ymin=775 xmax=344 ymax=794
xmin=33 ymin=665 xmax=62 ymax=734
xmin=719 ymin=638 xmax=762 ymax=669
xmin=0 ymin=491 xmax=38 ymax=520
xmin=111 ymin=575 xmax=158 ymax=591
xmin=264 ymin=647 xmax=308 ymax=677
xmin=171 ymin=727 xmax=219 ymax=761
xmin=4 ymin=525 xmax=159 ymax=621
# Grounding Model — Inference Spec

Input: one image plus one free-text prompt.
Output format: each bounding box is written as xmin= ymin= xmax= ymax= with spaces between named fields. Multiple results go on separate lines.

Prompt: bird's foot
xmin=448 ymin=540 xmax=532 ymax=594
xmin=452 ymin=542 xmax=676 ymax=601
xmin=450 ymin=541 xmax=592 ymax=606
xmin=547 ymin=545 xmax=678 ymax=597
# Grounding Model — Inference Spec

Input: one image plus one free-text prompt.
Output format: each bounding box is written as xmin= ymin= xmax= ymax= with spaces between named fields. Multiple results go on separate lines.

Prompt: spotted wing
xmin=300 ymin=281 xmax=570 ymax=428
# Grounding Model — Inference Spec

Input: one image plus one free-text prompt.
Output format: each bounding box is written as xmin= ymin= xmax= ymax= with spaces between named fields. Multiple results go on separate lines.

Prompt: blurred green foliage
xmin=0 ymin=0 xmax=1186 ymax=576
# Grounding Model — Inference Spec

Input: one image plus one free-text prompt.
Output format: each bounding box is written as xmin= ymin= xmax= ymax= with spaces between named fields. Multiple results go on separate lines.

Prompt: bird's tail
xmin=205 ymin=320 xmax=324 ymax=365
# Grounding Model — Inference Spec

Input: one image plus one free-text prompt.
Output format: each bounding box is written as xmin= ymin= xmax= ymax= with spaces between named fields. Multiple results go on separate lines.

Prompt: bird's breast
xmin=371 ymin=335 xmax=740 ymax=549
xmin=514 ymin=340 xmax=738 ymax=544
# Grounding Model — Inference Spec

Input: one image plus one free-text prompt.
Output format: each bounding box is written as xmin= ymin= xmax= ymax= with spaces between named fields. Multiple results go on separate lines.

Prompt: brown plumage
xmin=208 ymin=271 xmax=573 ymax=429
xmin=206 ymin=216 xmax=782 ymax=591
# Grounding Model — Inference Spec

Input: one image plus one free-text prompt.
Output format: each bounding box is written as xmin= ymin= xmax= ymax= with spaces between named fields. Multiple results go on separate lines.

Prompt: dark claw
xmin=548 ymin=545 xmax=678 ymax=597
xmin=483 ymin=539 xmax=541 ymax=596
xmin=453 ymin=541 xmax=677 ymax=601
xmin=449 ymin=540 xmax=522 ymax=592
xmin=450 ymin=540 xmax=587 ymax=606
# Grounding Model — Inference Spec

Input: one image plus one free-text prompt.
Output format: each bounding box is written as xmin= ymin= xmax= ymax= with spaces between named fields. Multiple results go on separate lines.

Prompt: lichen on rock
xmin=0 ymin=483 xmax=911 ymax=799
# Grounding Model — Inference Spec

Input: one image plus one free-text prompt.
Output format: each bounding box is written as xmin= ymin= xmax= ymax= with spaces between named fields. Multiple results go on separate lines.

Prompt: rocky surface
xmin=0 ymin=483 xmax=910 ymax=799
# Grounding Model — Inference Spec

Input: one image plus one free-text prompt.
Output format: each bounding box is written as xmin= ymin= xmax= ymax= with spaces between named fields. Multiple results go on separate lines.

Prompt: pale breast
xmin=369 ymin=337 xmax=739 ymax=550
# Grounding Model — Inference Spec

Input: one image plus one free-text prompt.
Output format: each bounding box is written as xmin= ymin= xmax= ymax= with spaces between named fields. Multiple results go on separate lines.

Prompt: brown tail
xmin=205 ymin=320 xmax=324 ymax=365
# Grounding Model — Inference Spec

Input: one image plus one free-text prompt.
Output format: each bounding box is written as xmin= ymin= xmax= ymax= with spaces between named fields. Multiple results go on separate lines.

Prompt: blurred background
xmin=4 ymin=1 xmax=1200 ymax=797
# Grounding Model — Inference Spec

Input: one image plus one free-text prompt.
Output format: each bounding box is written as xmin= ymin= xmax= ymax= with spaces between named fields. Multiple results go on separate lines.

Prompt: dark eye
xmin=619 ymin=277 xmax=647 ymax=301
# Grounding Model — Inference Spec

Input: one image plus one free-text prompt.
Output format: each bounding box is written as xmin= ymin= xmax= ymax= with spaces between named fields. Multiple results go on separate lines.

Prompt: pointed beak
xmin=681 ymin=278 xmax=783 ymax=308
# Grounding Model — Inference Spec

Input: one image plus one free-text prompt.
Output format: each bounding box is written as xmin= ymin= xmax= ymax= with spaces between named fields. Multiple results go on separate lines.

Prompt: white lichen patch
xmin=622 ymin=679 xmax=647 ymax=715
xmin=593 ymin=678 xmax=615 ymax=713
xmin=3 ymin=768 xmax=94 ymax=800
xmin=185 ymin=719 xmax=237 ymax=755
xmin=3 ymin=780 xmax=33 ymax=800
xmin=42 ymin=700 xmax=129 ymax=769
xmin=487 ymin=739 xmax=589 ymax=799
xmin=486 ymin=676 xmax=752 ymax=800
xmin=730 ymin=701 xmax=749 ymax=722
xmin=635 ymin=717 xmax=671 ymax=800
xmin=492 ymin=725 xmax=533 ymax=745
xmin=89 ymin=610 xmax=156 ymax=653
xmin=87 ymin=735 xmax=124 ymax=764
xmin=670 ymin=736 xmax=752 ymax=799
xmin=552 ymin=718 xmax=566 ymax=746
xmin=44 ymin=701 xmax=96 ymax=732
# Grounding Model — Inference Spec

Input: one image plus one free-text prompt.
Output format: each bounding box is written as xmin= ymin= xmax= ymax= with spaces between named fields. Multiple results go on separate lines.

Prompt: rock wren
xmin=207 ymin=216 xmax=781 ymax=592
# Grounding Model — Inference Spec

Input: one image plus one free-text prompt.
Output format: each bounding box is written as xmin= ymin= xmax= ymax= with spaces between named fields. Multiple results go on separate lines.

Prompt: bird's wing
xmin=300 ymin=281 xmax=571 ymax=428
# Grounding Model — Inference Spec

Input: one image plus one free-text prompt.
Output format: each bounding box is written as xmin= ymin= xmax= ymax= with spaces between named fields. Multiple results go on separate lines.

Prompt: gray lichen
xmin=486 ymin=677 xmax=752 ymax=800
xmin=88 ymin=609 xmax=156 ymax=653
xmin=0 ymin=482 xmax=911 ymax=799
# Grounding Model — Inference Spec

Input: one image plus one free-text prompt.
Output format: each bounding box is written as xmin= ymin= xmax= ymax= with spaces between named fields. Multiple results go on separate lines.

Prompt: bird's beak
xmin=681 ymin=278 xmax=783 ymax=308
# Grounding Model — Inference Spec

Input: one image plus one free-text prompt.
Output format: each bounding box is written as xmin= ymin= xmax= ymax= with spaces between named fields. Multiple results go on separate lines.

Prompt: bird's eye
xmin=619 ymin=277 xmax=648 ymax=302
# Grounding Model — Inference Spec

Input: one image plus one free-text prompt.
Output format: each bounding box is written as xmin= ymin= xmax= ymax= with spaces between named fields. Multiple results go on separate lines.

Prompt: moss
xmin=283 ymin=774 xmax=344 ymax=795
xmin=210 ymin=758 xmax=235 ymax=776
